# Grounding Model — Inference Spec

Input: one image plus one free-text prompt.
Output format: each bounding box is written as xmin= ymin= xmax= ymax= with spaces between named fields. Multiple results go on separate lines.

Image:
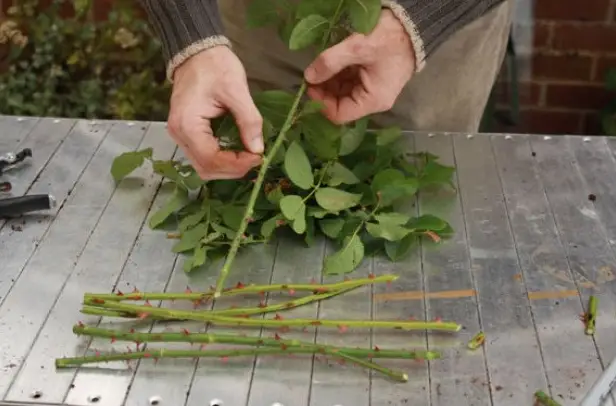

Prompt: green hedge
xmin=0 ymin=0 xmax=170 ymax=120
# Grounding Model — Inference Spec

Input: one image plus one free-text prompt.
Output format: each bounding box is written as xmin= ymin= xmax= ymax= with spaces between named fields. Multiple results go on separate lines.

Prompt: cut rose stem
xmin=55 ymin=347 xmax=408 ymax=382
xmin=72 ymin=324 xmax=441 ymax=361
xmin=82 ymin=299 xmax=462 ymax=332
xmin=82 ymin=274 xmax=398 ymax=303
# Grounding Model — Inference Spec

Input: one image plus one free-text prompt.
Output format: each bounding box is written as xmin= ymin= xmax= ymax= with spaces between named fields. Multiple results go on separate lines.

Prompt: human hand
xmin=167 ymin=46 xmax=264 ymax=180
xmin=303 ymin=10 xmax=416 ymax=124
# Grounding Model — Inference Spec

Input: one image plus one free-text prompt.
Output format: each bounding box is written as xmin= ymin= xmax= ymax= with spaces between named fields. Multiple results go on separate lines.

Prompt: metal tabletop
xmin=1 ymin=115 xmax=615 ymax=406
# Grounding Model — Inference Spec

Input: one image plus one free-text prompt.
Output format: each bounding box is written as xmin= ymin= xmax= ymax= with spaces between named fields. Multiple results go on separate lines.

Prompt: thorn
xmin=95 ymin=351 xmax=101 ymax=357
xmin=280 ymin=343 xmax=288 ymax=350
xmin=132 ymin=287 xmax=140 ymax=293
xmin=192 ymin=300 xmax=201 ymax=309
xmin=408 ymin=316 xmax=416 ymax=321
xmin=111 ymin=336 xmax=116 ymax=344
xmin=368 ymin=273 xmax=375 ymax=279
xmin=144 ymin=300 xmax=152 ymax=307
xmin=386 ymin=281 xmax=393 ymax=288
xmin=274 ymin=313 xmax=284 ymax=320
xmin=78 ymin=321 xmax=85 ymax=327
xmin=259 ymin=291 xmax=265 ymax=297
xmin=258 ymin=301 xmax=267 ymax=308
xmin=338 ymin=325 xmax=348 ymax=333
xmin=138 ymin=313 xmax=149 ymax=320
xmin=276 ymin=219 xmax=285 ymax=226
xmin=135 ymin=342 xmax=141 ymax=351
xmin=116 ymin=290 xmax=124 ymax=296
xmin=144 ymin=352 xmax=152 ymax=358
xmin=220 ymin=356 xmax=229 ymax=363
xmin=337 ymin=358 xmax=346 ymax=365
xmin=182 ymin=328 xmax=191 ymax=336
xmin=374 ymin=345 xmax=380 ymax=352
xmin=92 ymin=298 xmax=105 ymax=304
xmin=129 ymin=328 xmax=136 ymax=333
xmin=311 ymin=321 xmax=322 ymax=326
xmin=235 ymin=281 xmax=245 ymax=289
xmin=199 ymin=344 xmax=206 ymax=350
xmin=288 ymin=289 xmax=296 ymax=296
xmin=274 ymin=333 xmax=282 ymax=341
xmin=185 ymin=286 xmax=192 ymax=293
xmin=434 ymin=316 xmax=442 ymax=323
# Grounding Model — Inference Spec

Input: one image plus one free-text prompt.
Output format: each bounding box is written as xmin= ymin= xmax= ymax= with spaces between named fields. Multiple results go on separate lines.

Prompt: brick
xmin=493 ymin=81 xmax=542 ymax=107
xmin=595 ymin=56 xmax=616 ymax=82
xmin=535 ymin=0 xmax=611 ymax=21
xmin=552 ymin=23 xmax=616 ymax=53
xmin=532 ymin=53 xmax=593 ymax=81
xmin=545 ymin=84 xmax=614 ymax=110
xmin=494 ymin=109 xmax=583 ymax=134
xmin=534 ymin=22 xmax=553 ymax=49
xmin=582 ymin=113 xmax=610 ymax=135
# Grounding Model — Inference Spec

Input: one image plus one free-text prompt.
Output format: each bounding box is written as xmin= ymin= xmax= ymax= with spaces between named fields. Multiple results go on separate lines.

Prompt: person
xmin=139 ymin=0 xmax=513 ymax=180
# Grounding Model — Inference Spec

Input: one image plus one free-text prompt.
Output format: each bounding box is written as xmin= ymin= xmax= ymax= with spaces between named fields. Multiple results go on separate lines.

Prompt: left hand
xmin=303 ymin=9 xmax=416 ymax=125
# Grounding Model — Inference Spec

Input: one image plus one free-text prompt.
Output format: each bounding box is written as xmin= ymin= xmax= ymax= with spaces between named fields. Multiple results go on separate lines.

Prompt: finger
xmin=219 ymin=82 xmax=264 ymax=155
xmin=307 ymin=85 xmax=339 ymax=118
xmin=304 ymin=35 xmax=372 ymax=85
xmin=330 ymin=85 xmax=374 ymax=124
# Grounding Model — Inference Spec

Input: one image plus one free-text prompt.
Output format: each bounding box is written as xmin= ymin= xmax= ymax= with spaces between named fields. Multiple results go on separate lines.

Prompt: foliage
xmin=0 ymin=0 xmax=170 ymax=120
xmin=601 ymin=68 xmax=616 ymax=136
xmin=111 ymin=0 xmax=457 ymax=284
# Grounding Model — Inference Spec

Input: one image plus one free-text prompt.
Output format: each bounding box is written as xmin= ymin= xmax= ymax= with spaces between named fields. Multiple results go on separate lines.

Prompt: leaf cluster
xmin=0 ymin=0 xmax=170 ymax=120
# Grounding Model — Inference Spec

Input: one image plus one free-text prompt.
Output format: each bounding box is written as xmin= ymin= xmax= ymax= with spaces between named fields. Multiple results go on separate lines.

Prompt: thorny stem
xmin=534 ymin=390 xmax=562 ymax=406
xmin=72 ymin=325 xmax=441 ymax=361
xmin=213 ymin=1 xmax=347 ymax=298
xmin=55 ymin=347 xmax=407 ymax=382
xmin=83 ymin=298 xmax=462 ymax=332
xmin=83 ymin=275 xmax=398 ymax=303
xmin=584 ymin=295 xmax=597 ymax=335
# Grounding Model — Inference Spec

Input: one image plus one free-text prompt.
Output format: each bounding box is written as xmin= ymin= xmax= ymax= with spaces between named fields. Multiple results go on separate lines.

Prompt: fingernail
xmin=250 ymin=134 xmax=264 ymax=154
xmin=304 ymin=66 xmax=316 ymax=83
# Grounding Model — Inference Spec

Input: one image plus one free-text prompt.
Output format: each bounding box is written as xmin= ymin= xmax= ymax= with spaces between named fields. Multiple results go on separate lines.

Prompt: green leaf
xmin=296 ymin=0 xmax=339 ymax=19
xmin=374 ymin=212 xmax=410 ymax=226
xmin=148 ymin=187 xmax=189 ymax=229
xmin=151 ymin=160 xmax=181 ymax=182
xmin=384 ymin=234 xmax=417 ymax=261
xmin=172 ymin=223 xmax=209 ymax=253
xmin=315 ymin=188 xmax=362 ymax=212
xmin=323 ymin=234 xmax=365 ymax=275
xmin=365 ymin=222 xmax=411 ymax=242
xmin=192 ymin=244 xmax=208 ymax=268
xmin=291 ymin=211 xmax=307 ymax=234
xmin=284 ymin=141 xmax=314 ymax=189
xmin=319 ymin=218 xmax=345 ymax=239
xmin=110 ymin=148 xmax=152 ymax=183
xmin=280 ymin=195 xmax=305 ymax=220
xmin=246 ymin=0 xmax=279 ymax=28
xmin=345 ymin=0 xmax=382 ymax=34
xmin=407 ymin=214 xmax=449 ymax=231
xmin=339 ymin=118 xmax=367 ymax=156
xmin=301 ymin=112 xmax=343 ymax=160
xmin=253 ymin=90 xmax=296 ymax=129
xmin=307 ymin=206 xmax=332 ymax=218
xmin=261 ymin=214 xmax=284 ymax=238
xmin=371 ymin=169 xmax=418 ymax=206
xmin=305 ymin=216 xmax=316 ymax=246
xmin=221 ymin=205 xmax=245 ymax=230
xmin=375 ymin=126 xmax=401 ymax=146
xmin=325 ymin=162 xmax=360 ymax=186
xmin=420 ymin=161 xmax=456 ymax=188
xmin=211 ymin=223 xmax=237 ymax=239
xmin=301 ymin=100 xmax=325 ymax=116
xmin=266 ymin=185 xmax=285 ymax=205
xmin=289 ymin=14 xmax=329 ymax=51
xmin=178 ymin=209 xmax=207 ymax=232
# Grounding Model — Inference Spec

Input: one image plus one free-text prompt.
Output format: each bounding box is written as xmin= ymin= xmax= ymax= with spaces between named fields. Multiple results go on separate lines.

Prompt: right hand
xmin=167 ymin=46 xmax=264 ymax=180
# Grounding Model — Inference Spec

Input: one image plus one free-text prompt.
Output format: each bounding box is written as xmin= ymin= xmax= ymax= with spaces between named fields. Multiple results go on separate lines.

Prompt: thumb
xmin=304 ymin=35 xmax=367 ymax=84
xmin=223 ymin=85 xmax=265 ymax=155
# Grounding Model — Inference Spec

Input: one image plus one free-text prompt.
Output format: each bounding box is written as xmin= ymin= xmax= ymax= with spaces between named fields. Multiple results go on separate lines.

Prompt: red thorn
xmin=144 ymin=300 xmax=152 ymax=307
xmin=95 ymin=351 xmax=101 ymax=357
xmin=138 ymin=313 xmax=149 ymax=320
xmin=288 ymin=289 xmax=296 ymax=296
xmin=368 ymin=273 xmax=376 ymax=279
xmin=259 ymin=291 xmax=265 ymax=297
xmin=192 ymin=300 xmax=201 ymax=309
xmin=281 ymin=343 xmax=288 ymax=350
xmin=338 ymin=325 xmax=348 ymax=333
xmin=311 ymin=321 xmax=322 ymax=326
xmin=276 ymin=219 xmax=285 ymax=226
xmin=315 ymin=288 xmax=327 ymax=294
xmin=274 ymin=333 xmax=282 ymax=341
xmin=144 ymin=352 xmax=152 ymax=358
xmin=274 ymin=313 xmax=284 ymax=320
xmin=92 ymin=298 xmax=105 ymax=304
xmin=220 ymin=356 xmax=229 ymax=363
xmin=132 ymin=287 xmax=140 ymax=293
xmin=434 ymin=316 xmax=442 ymax=323
xmin=185 ymin=286 xmax=192 ymax=294
xmin=182 ymin=328 xmax=190 ymax=336
xmin=116 ymin=290 xmax=124 ymax=296
xmin=258 ymin=301 xmax=267 ymax=308
xmin=78 ymin=321 xmax=85 ymax=327
xmin=415 ymin=358 xmax=425 ymax=364
xmin=235 ymin=282 xmax=245 ymax=289
xmin=337 ymin=358 xmax=346 ymax=365
xmin=111 ymin=336 xmax=116 ymax=343
xmin=129 ymin=328 xmax=135 ymax=333
xmin=199 ymin=344 xmax=206 ymax=350
xmin=374 ymin=345 xmax=380 ymax=352
xmin=302 ymin=327 xmax=308 ymax=333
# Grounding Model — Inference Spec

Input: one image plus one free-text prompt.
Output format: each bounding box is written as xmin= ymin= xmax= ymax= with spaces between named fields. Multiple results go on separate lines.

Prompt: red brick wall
xmin=495 ymin=0 xmax=616 ymax=135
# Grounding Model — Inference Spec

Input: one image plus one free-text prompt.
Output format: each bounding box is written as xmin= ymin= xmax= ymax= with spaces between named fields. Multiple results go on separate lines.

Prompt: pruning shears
xmin=0 ymin=148 xmax=56 ymax=218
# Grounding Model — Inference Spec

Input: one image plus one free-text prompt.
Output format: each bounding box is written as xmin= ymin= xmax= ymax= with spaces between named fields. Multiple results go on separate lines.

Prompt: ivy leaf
xmin=148 ymin=186 xmax=189 ymax=229
xmin=289 ymin=14 xmax=329 ymax=51
xmin=374 ymin=212 xmax=410 ymax=226
xmin=319 ymin=218 xmax=345 ymax=239
xmin=172 ymin=223 xmax=209 ymax=253
xmin=371 ymin=169 xmax=418 ymax=206
xmin=296 ymin=0 xmax=339 ymax=19
xmin=339 ymin=118 xmax=368 ymax=156
xmin=375 ymin=126 xmax=401 ymax=146
xmin=253 ymin=90 xmax=296 ymax=129
xmin=246 ymin=0 xmax=279 ymax=28
xmin=384 ymin=234 xmax=417 ymax=261
xmin=345 ymin=0 xmax=382 ymax=34
xmin=301 ymin=112 xmax=343 ymax=160
xmin=110 ymin=148 xmax=152 ymax=183
xmin=315 ymin=188 xmax=362 ymax=212
xmin=365 ymin=222 xmax=412 ymax=242
xmin=323 ymin=234 xmax=365 ymax=275
xmin=284 ymin=141 xmax=313 ymax=189
xmin=280 ymin=195 xmax=305 ymax=220
xmin=420 ymin=161 xmax=456 ymax=188
xmin=407 ymin=214 xmax=449 ymax=231
xmin=325 ymin=162 xmax=360 ymax=186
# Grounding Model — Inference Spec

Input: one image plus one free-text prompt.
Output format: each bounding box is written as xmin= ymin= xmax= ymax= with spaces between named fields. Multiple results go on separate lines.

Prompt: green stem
xmin=467 ymin=331 xmax=485 ymax=350
xmin=72 ymin=325 xmax=441 ymax=361
xmin=584 ymin=295 xmax=597 ymax=335
xmin=55 ymin=347 xmax=406 ymax=382
xmin=83 ymin=274 xmax=398 ymax=303
xmin=83 ymin=299 xmax=462 ymax=332
xmin=534 ymin=390 xmax=561 ymax=406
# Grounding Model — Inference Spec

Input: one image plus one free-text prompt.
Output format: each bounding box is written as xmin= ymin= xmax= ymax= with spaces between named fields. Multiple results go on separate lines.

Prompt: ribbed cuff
xmin=139 ymin=0 xmax=232 ymax=81
xmin=381 ymin=0 xmax=427 ymax=73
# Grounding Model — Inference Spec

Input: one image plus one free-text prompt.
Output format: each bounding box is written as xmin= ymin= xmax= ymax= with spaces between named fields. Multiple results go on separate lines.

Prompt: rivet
xmin=583 ymin=137 xmax=591 ymax=142
xmin=53 ymin=119 xmax=61 ymax=123
xmin=149 ymin=395 xmax=162 ymax=405
xmin=87 ymin=395 xmax=101 ymax=403
xmin=467 ymin=134 xmax=474 ymax=139
xmin=505 ymin=135 xmax=512 ymax=140
xmin=543 ymin=136 xmax=552 ymax=140
xmin=31 ymin=390 xmax=42 ymax=399
xmin=210 ymin=399 xmax=223 ymax=406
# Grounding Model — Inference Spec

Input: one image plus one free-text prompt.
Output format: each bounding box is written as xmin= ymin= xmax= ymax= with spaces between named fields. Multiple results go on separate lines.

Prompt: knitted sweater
xmin=139 ymin=0 xmax=507 ymax=81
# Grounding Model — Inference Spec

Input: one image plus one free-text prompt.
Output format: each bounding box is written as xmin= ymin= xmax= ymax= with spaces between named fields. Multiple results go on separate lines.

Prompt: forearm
xmin=382 ymin=0 xmax=507 ymax=72
xmin=139 ymin=0 xmax=231 ymax=81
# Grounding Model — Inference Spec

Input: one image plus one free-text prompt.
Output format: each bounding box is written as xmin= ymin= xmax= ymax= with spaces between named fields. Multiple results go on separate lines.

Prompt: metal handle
xmin=0 ymin=194 xmax=56 ymax=217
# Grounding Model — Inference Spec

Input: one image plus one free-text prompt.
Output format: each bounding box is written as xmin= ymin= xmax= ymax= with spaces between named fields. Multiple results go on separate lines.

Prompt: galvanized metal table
xmin=1 ymin=115 xmax=616 ymax=406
